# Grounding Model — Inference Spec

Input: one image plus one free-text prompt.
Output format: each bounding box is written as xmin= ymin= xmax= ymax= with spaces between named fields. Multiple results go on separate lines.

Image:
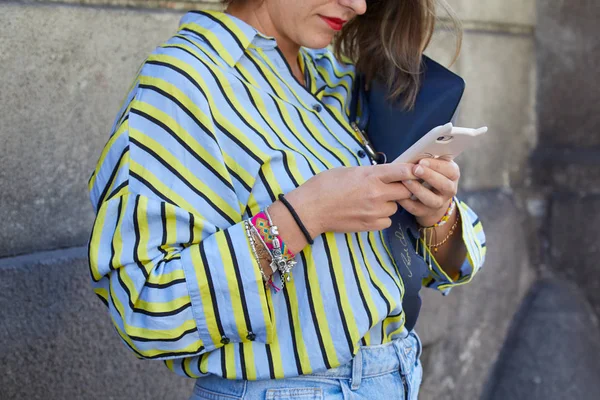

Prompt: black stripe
xmin=198 ymin=242 xmax=227 ymax=338
xmin=282 ymin=285 xmax=304 ymax=376
xmin=106 ymin=180 xmax=128 ymax=202
xmin=129 ymin=134 xmax=237 ymax=226
xmin=265 ymin=345 xmax=276 ymax=379
xmin=179 ymin=29 xmax=220 ymax=55
xmin=368 ymin=233 xmax=403 ymax=295
xmin=320 ymin=52 xmax=353 ymax=80
xmin=128 ymin=327 xmax=197 ymax=343
xmin=239 ymin=344 xmax=248 ymax=380
xmin=96 ymin=146 xmax=128 ymax=211
xmin=132 ymin=195 xmax=149 ymax=279
xmin=273 ymin=46 xmax=363 ymax=160
xmin=188 ymin=212 xmax=195 ymax=245
xmin=198 ymin=353 xmax=208 ymax=374
xmin=181 ymin=359 xmax=194 ymax=378
xmin=115 ymin=263 xmax=192 ymax=317
xmin=109 ymin=196 xmax=123 ymax=272
xmin=129 ymin=170 xmax=175 ymax=205
xmin=136 ymin=83 xmax=238 ymax=193
xmin=245 ymin=51 xmax=347 ymax=167
xmin=238 ymin=57 xmax=325 ymax=174
xmin=158 ymin=202 xmax=168 ymax=256
xmin=162 ymin=46 xmax=298 ymax=194
xmin=140 ymin=348 xmax=205 ymax=360
xmin=107 ymin=287 xmax=146 ymax=359
xmin=300 ymin=252 xmax=331 ymax=369
xmin=361 ymin=337 xmax=367 ymax=347
xmin=258 ymin=168 xmax=277 ymax=203
xmin=472 ymin=218 xmax=480 ymax=227
xmin=194 ymin=10 xmax=246 ymax=55
xmin=224 ymin=229 xmax=254 ymax=333
xmin=95 ymin=293 xmax=109 ymax=307
xmin=344 ymin=234 xmax=373 ymax=328
xmin=221 ymin=348 xmax=227 ymax=378
xmin=481 ymin=242 xmax=487 ymax=248
xmin=355 ymin=232 xmax=393 ymax=315
xmin=321 ymin=235 xmax=355 ymax=355
xmin=145 ymin=278 xmax=186 ymax=289
xmin=144 ymin=60 xmax=263 ymax=167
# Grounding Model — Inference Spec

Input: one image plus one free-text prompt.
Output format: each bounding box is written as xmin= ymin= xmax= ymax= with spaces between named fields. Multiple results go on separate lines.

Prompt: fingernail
xmin=414 ymin=166 xmax=424 ymax=176
xmin=419 ymin=159 xmax=430 ymax=167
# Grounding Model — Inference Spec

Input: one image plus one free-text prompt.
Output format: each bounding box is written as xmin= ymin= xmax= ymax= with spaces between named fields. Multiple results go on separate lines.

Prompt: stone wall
xmin=2 ymin=1 xmax=595 ymax=399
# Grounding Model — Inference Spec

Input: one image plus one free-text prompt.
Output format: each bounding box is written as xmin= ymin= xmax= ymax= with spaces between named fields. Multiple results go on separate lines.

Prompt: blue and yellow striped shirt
xmin=87 ymin=10 xmax=487 ymax=380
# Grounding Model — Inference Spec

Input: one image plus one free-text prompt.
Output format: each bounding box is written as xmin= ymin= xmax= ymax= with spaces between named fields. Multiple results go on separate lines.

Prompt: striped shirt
xmin=87 ymin=10 xmax=487 ymax=381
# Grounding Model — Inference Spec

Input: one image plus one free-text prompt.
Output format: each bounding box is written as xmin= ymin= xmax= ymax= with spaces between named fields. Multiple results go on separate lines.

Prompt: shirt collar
xmin=178 ymin=10 xmax=277 ymax=68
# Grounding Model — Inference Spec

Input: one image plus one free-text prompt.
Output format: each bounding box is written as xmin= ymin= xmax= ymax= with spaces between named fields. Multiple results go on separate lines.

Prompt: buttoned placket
xmin=248 ymin=40 xmax=373 ymax=168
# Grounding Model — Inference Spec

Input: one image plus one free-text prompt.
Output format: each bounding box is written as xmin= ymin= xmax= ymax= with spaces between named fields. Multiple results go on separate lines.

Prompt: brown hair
xmin=222 ymin=0 xmax=462 ymax=110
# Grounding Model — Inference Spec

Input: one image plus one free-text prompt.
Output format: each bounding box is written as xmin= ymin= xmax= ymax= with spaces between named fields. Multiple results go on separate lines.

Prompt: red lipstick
xmin=320 ymin=16 xmax=347 ymax=31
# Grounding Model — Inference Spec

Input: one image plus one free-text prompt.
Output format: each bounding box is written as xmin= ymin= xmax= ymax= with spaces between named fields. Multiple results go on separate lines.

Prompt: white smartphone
xmin=392 ymin=122 xmax=488 ymax=164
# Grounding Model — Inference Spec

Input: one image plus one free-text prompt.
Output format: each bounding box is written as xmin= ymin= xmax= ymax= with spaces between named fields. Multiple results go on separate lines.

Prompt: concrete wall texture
xmin=0 ymin=0 xmax=598 ymax=399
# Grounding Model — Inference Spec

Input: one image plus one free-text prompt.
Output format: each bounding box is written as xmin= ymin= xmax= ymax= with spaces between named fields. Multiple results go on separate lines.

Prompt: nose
xmin=339 ymin=0 xmax=367 ymax=16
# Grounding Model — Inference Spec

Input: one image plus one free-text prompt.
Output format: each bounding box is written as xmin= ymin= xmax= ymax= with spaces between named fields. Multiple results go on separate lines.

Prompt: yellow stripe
xmin=283 ymin=278 xmax=313 ymax=374
xmin=324 ymin=232 xmax=361 ymax=350
xmin=242 ymin=342 xmax=257 ymax=380
xmin=215 ymin=232 xmax=250 ymax=341
xmin=146 ymin=53 xmax=285 ymax=200
xmin=129 ymin=124 xmax=239 ymax=223
xmin=225 ymin=344 xmax=236 ymax=379
xmin=89 ymin=193 xmax=116 ymax=282
xmin=244 ymin=236 xmax=274 ymax=344
xmin=179 ymin=22 xmax=237 ymax=67
xmin=147 ymin=268 xmax=185 ymax=286
xmin=88 ymin=118 xmax=129 ymax=192
xmin=382 ymin=313 xmax=405 ymax=342
xmin=129 ymin=159 xmax=205 ymax=220
xmin=346 ymin=234 xmax=381 ymax=330
xmin=234 ymin=58 xmax=333 ymax=172
xmin=303 ymin=247 xmax=340 ymax=367
xmin=249 ymin=49 xmax=358 ymax=167
xmin=188 ymin=240 xmax=225 ymax=347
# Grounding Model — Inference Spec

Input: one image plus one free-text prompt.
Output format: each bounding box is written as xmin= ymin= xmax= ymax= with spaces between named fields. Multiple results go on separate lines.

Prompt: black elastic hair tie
xmin=277 ymin=193 xmax=314 ymax=245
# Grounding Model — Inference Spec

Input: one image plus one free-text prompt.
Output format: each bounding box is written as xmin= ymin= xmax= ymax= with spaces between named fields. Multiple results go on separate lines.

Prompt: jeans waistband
xmin=296 ymin=329 xmax=422 ymax=388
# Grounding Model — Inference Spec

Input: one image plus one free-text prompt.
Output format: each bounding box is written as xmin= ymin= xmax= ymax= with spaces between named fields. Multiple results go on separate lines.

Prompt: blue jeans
xmin=190 ymin=330 xmax=423 ymax=400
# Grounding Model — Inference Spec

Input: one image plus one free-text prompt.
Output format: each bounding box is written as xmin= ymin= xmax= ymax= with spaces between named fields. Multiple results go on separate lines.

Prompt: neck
xmin=225 ymin=4 xmax=304 ymax=85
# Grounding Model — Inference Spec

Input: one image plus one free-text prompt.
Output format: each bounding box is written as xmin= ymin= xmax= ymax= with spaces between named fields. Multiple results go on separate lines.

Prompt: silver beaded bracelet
xmin=264 ymin=206 xmax=297 ymax=289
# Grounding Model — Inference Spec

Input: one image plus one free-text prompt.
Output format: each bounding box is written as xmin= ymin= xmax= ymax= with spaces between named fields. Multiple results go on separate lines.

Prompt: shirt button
xmin=312 ymin=104 xmax=323 ymax=113
xmin=220 ymin=336 xmax=230 ymax=345
xmin=246 ymin=332 xmax=256 ymax=341
xmin=357 ymin=149 xmax=367 ymax=158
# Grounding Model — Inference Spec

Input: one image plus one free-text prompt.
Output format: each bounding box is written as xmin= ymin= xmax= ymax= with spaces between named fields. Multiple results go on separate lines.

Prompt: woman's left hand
xmin=399 ymin=158 xmax=460 ymax=227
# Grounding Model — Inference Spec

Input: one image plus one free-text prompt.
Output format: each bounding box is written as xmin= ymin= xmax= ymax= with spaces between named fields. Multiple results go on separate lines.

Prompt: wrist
xmin=416 ymin=198 xmax=453 ymax=227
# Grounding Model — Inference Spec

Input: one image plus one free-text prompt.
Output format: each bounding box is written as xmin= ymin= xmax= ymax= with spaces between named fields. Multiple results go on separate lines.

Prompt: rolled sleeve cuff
xmin=421 ymin=197 xmax=486 ymax=295
xmin=181 ymin=220 xmax=274 ymax=352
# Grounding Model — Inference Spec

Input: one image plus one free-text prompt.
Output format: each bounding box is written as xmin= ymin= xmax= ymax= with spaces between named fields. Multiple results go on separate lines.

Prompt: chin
xmin=302 ymin=32 xmax=335 ymax=49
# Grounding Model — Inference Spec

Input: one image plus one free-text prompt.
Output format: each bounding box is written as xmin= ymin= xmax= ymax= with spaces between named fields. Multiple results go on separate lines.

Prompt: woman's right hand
xmin=274 ymin=164 xmax=417 ymax=249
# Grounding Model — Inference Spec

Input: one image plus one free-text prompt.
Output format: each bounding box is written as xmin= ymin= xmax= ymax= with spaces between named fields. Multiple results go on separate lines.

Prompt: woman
xmin=87 ymin=0 xmax=486 ymax=399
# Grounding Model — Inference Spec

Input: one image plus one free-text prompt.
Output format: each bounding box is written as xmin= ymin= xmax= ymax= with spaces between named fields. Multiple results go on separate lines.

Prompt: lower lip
xmin=320 ymin=16 xmax=344 ymax=31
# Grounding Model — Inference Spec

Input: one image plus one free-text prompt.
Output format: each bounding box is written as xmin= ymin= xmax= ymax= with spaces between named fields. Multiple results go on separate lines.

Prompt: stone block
xmin=482 ymin=279 xmax=600 ymax=400
xmin=549 ymin=194 xmax=600 ymax=316
xmin=0 ymin=247 xmax=195 ymax=400
xmin=0 ymin=3 xmax=183 ymax=257
xmin=415 ymin=190 xmax=534 ymax=400
xmin=446 ymin=0 xmax=535 ymax=26
xmin=428 ymin=32 xmax=537 ymax=191
xmin=531 ymin=148 xmax=600 ymax=196
xmin=537 ymin=0 xmax=600 ymax=147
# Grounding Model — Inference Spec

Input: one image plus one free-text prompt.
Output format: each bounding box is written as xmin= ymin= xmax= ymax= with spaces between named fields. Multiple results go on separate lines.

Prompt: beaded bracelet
xmin=421 ymin=197 xmax=456 ymax=229
xmin=264 ymin=206 xmax=297 ymax=288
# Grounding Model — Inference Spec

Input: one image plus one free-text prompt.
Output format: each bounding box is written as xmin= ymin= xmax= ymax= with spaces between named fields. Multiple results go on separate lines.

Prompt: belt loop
xmin=350 ymin=348 xmax=363 ymax=390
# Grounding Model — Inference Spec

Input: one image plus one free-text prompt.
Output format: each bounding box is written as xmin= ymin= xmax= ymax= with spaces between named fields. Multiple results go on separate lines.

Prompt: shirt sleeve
xmin=87 ymin=70 xmax=274 ymax=360
xmin=421 ymin=197 xmax=487 ymax=295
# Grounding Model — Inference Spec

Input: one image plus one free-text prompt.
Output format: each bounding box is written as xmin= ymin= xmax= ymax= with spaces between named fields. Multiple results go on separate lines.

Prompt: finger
xmin=413 ymin=164 xmax=457 ymax=198
xmin=418 ymin=158 xmax=460 ymax=182
xmin=382 ymin=181 xmax=413 ymax=201
xmin=375 ymin=163 xmax=418 ymax=184
xmin=398 ymin=198 xmax=430 ymax=217
xmin=403 ymin=180 xmax=448 ymax=210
